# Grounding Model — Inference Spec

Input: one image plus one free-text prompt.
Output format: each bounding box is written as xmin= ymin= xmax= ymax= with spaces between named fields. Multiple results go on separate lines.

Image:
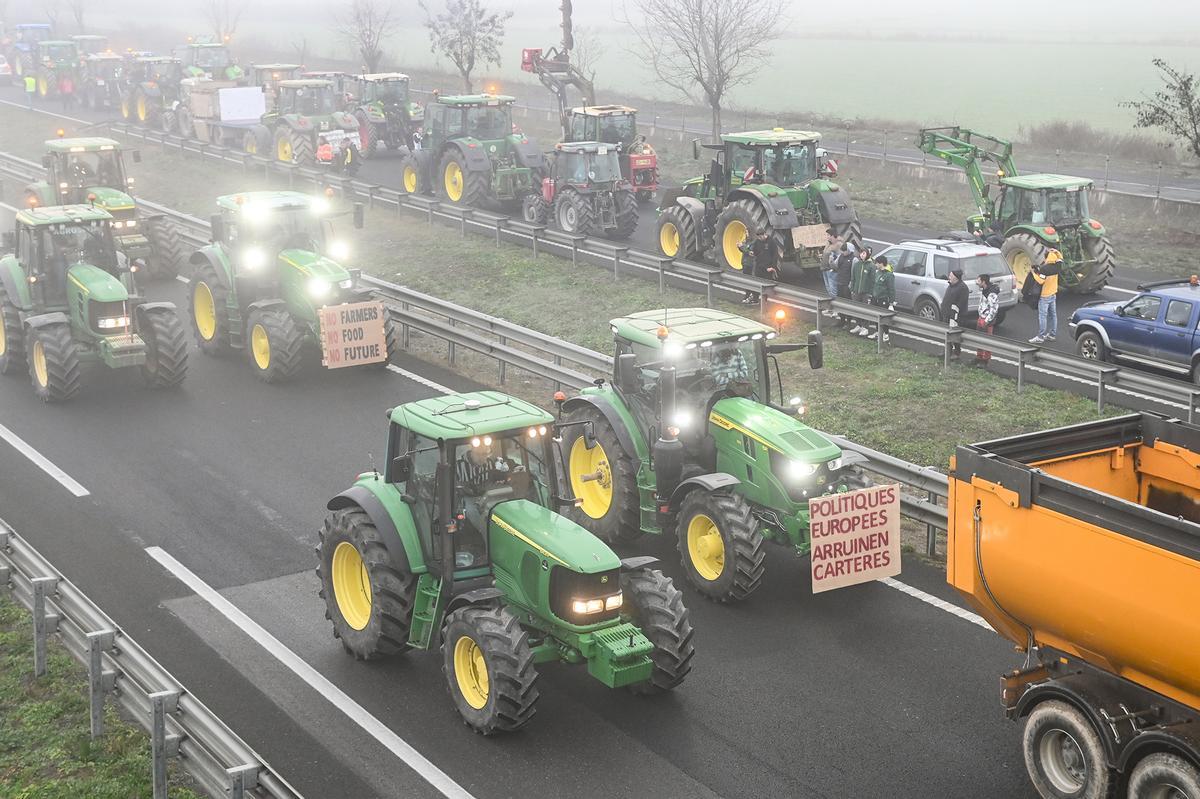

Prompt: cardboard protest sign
xmin=319 ymin=301 xmax=387 ymax=368
xmin=809 ymin=484 xmax=901 ymax=593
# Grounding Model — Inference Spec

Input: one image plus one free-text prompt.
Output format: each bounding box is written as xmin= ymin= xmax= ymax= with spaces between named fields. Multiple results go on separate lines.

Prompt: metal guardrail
xmin=0 ymin=518 xmax=303 ymax=799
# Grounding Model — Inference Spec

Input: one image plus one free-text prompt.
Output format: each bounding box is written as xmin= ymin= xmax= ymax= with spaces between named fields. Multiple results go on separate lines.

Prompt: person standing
xmin=59 ymin=73 xmax=75 ymax=112
xmin=848 ymin=246 xmax=874 ymax=335
xmin=1029 ymin=249 xmax=1062 ymax=344
xmin=868 ymin=255 xmax=894 ymax=342
xmin=736 ymin=229 xmax=763 ymax=304
xmin=973 ymin=273 xmax=1000 ymax=367
xmin=820 ymin=228 xmax=841 ymax=308
xmin=835 ymin=243 xmax=854 ymax=327
xmin=941 ymin=267 xmax=969 ymax=359
xmin=23 ymin=74 xmax=36 ymax=108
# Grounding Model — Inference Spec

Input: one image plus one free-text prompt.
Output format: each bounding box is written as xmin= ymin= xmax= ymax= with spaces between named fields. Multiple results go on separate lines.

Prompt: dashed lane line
xmin=0 ymin=422 xmax=90 ymax=497
xmin=879 ymin=577 xmax=992 ymax=630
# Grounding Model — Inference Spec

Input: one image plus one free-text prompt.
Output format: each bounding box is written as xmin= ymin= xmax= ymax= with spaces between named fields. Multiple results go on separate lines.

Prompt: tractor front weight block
xmin=584 ymin=621 xmax=654 ymax=688
xmin=98 ymin=333 xmax=147 ymax=368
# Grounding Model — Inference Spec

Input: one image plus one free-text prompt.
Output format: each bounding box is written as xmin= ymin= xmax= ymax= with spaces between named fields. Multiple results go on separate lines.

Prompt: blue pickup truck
xmin=1071 ymin=279 xmax=1200 ymax=383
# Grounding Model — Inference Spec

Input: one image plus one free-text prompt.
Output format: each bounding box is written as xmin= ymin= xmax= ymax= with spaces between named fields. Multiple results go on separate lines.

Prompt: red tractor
xmin=521 ymin=141 xmax=637 ymax=239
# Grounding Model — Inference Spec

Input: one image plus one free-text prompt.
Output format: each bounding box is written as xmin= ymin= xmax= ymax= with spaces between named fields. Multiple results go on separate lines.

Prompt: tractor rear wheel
xmin=317 ymin=507 xmax=418 ymax=660
xmin=438 ymin=150 xmax=487 ymax=207
xmin=563 ymin=407 xmax=642 ymax=543
xmin=1001 ymin=232 xmax=1051 ymax=291
xmin=356 ymin=111 xmax=378 ymax=158
xmin=1074 ymin=235 xmax=1116 ymax=294
xmin=554 ymin=188 xmax=595 ymax=236
xmin=441 ymin=604 xmax=539 ymax=735
xmin=147 ymin=217 xmax=185 ymax=278
xmin=246 ymin=307 xmax=304 ymax=383
xmin=159 ymin=109 xmax=176 ymax=134
xmin=27 ymin=322 xmax=81 ymax=403
xmin=134 ymin=90 xmax=151 ymax=125
xmin=399 ymin=153 xmax=430 ymax=194
xmin=521 ymin=194 xmax=549 ymax=226
xmin=0 ymin=283 xmax=27 ymax=375
xmin=189 ymin=264 xmax=232 ymax=355
xmin=715 ymin=198 xmax=769 ymax=271
xmin=621 ymin=569 xmax=694 ymax=695
xmin=676 ymin=490 xmax=765 ymax=603
xmin=119 ymin=93 xmax=132 ymax=121
xmin=657 ymin=205 xmax=698 ymax=260
xmin=36 ymin=74 xmax=50 ymax=98
xmin=243 ymin=125 xmax=271 ymax=156
xmin=139 ymin=307 xmax=188 ymax=388
xmin=607 ymin=188 xmax=638 ymax=240
xmin=832 ymin=217 xmax=863 ymax=251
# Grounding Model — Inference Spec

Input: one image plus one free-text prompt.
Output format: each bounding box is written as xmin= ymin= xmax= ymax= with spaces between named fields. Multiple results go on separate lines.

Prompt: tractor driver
xmin=453 ymin=440 xmax=513 ymax=566
xmin=709 ymin=345 xmax=754 ymax=398
xmin=66 ymin=153 xmax=96 ymax=185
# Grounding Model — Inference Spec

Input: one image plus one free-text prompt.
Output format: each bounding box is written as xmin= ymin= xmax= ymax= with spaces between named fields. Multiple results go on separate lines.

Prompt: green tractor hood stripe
xmin=490 ymin=499 xmax=621 ymax=574
xmin=279 ymin=249 xmax=350 ymax=280
xmin=710 ymin=397 xmax=841 ymax=461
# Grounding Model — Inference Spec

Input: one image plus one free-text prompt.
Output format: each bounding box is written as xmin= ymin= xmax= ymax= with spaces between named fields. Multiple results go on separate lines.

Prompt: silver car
xmin=874 ymin=239 xmax=1018 ymax=326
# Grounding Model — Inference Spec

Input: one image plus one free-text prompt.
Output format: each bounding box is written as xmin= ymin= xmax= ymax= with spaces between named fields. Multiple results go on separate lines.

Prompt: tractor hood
xmin=277 ymin=248 xmax=350 ymax=281
xmin=709 ymin=396 xmax=841 ymax=463
xmin=489 ymin=499 xmax=621 ymax=575
xmin=67 ymin=262 xmax=128 ymax=302
xmin=85 ymin=186 xmax=135 ymax=213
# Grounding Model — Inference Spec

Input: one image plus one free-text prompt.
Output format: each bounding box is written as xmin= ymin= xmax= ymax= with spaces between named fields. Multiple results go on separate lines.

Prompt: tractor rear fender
xmin=0 ymin=258 xmax=32 ymax=310
xmin=133 ymin=301 xmax=177 ymax=328
xmin=445 ymin=587 xmax=506 ymax=614
xmin=619 ymin=556 xmax=661 ymax=572
xmin=561 ymin=393 xmax=649 ymax=462
xmin=327 ymin=484 xmax=426 ymax=574
xmin=668 ymin=473 xmax=741 ymax=511
xmin=443 ymin=140 xmax=491 ymax=173
xmin=729 ymin=187 xmax=798 ymax=230
xmin=246 ymin=298 xmax=288 ymax=313
xmin=1073 ymin=319 xmax=1111 ymax=349
xmin=1006 ymin=223 xmax=1060 ymax=245
xmin=188 ymin=245 xmax=234 ymax=289
xmin=673 ymin=195 xmax=708 ymax=232
xmin=815 ymin=185 xmax=856 ymax=226
xmin=23 ymin=311 xmax=70 ymax=331
xmin=508 ymin=137 xmax=545 ymax=170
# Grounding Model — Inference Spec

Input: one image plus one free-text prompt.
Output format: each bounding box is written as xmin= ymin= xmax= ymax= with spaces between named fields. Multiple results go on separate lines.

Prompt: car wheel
xmin=914 ymin=298 xmax=941 ymax=322
xmin=1075 ymin=331 xmax=1107 ymax=362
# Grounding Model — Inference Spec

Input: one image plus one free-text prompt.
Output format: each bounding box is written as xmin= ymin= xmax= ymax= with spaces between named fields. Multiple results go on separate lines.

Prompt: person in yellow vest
xmin=1029 ymin=249 xmax=1062 ymax=344
xmin=23 ymin=75 xmax=35 ymax=109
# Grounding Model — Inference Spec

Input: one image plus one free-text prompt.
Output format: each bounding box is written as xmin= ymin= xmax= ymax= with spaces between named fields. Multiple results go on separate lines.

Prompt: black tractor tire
xmin=914 ymin=297 xmax=941 ymax=322
xmin=356 ymin=111 xmax=378 ymax=158
xmin=636 ymin=188 xmax=655 ymax=204
xmin=554 ymin=188 xmax=596 ymax=236
xmin=317 ymin=506 xmax=418 ymax=660
xmin=993 ymin=308 xmax=1007 ymax=329
xmin=1001 ymin=232 xmax=1051 ymax=292
xmin=138 ymin=307 xmax=188 ymax=388
xmin=175 ymin=108 xmax=193 ymax=139
xmin=366 ymin=308 xmax=402 ymax=369
xmin=119 ymin=92 xmax=132 ymax=122
xmin=243 ymin=125 xmax=271 ymax=157
xmin=438 ymin=150 xmax=488 ymax=208
xmin=290 ymin=129 xmax=315 ymax=166
xmin=562 ymin=406 xmax=642 ymax=543
xmin=675 ymin=489 xmax=765 ymax=603
xmin=133 ymin=90 xmax=153 ymax=126
xmin=714 ymin=198 xmax=770 ymax=272
xmin=27 ymin=322 xmax=82 ymax=403
xmin=620 ymin=568 xmax=695 ymax=695
xmin=832 ymin=217 xmax=863 ymax=251
xmin=1128 ymin=753 xmax=1200 ymax=799
xmin=607 ymin=188 xmax=638 ymax=240
xmin=147 ymin=217 xmax=186 ymax=278
xmin=0 ymin=283 xmax=27 ymax=375
xmin=1075 ymin=235 xmax=1116 ymax=294
xmin=400 ymin=153 xmax=431 ymax=195
xmin=245 ymin=307 xmax=305 ymax=383
xmin=657 ymin=204 xmax=699 ymax=260
xmin=1022 ymin=700 xmax=1113 ymax=799
xmin=159 ymin=109 xmax=176 ymax=134
xmin=1075 ymin=330 xmax=1108 ymax=362
xmin=441 ymin=604 xmax=539 ymax=735
xmin=189 ymin=263 xmax=232 ymax=355
xmin=521 ymin=193 xmax=549 ymax=226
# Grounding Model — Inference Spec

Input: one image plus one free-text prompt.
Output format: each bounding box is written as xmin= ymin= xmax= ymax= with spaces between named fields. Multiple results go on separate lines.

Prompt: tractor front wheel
xmin=714 ymin=198 xmax=770 ymax=271
xmin=0 ymin=283 xmax=27 ymax=375
xmin=438 ymin=151 xmax=487 ymax=207
xmin=657 ymin=205 xmax=699 ymax=260
xmin=317 ymin=507 xmax=418 ymax=660
xmin=607 ymin=188 xmax=638 ymax=240
xmin=119 ymin=93 xmax=132 ymax=121
xmin=134 ymin=90 xmax=151 ymax=125
xmin=621 ymin=568 xmax=694 ymax=695
xmin=1001 ymin=232 xmax=1051 ymax=291
xmin=27 ymin=322 xmax=82 ymax=403
xmin=676 ymin=490 xmax=765 ymax=603
xmin=441 ymin=604 xmax=539 ymax=735
xmin=139 ymin=307 xmax=188 ymax=388
xmin=246 ymin=307 xmax=304 ymax=383
xmin=563 ymin=407 xmax=642 ymax=542
xmin=399 ymin=153 xmax=430 ymax=194
xmin=1075 ymin=235 xmax=1116 ymax=294
xmin=189 ymin=264 xmax=232 ymax=354
xmin=147 ymin=218 xmax=185 ymax=278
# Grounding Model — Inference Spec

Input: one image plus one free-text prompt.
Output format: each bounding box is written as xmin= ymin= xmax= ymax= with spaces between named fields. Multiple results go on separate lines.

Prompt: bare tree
xmin=291 ymin=35 xmax=310 ymax=69
xmin=66 ymin=0 xmax=86 ymax=31
xmin=336 ymin=0 xmax=398 ymax=73
xmin=1123 ymin=59 xmax=1200 ymax=160
xmin=43 ymin=0 xmax=61 ymax=29
xmin=205 ymin=0 xmax=250 ymax=43
xmin=419 ymin=0 xmax=513 ymax=93
xmin=622 ymin=0 xmax=786 ymax=140
xmin=572 ymin=25 xmax=605 ymax=87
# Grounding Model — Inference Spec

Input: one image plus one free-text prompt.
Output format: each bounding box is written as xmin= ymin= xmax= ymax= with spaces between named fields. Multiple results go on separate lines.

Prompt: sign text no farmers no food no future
xmin=319 ymin=301 xmax=388 ymax=368
xmin=809 ymin=484 xmax=901 ymax=593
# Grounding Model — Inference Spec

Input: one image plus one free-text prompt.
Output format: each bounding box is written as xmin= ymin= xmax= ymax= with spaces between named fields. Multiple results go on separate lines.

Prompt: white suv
xmin=874 ymin=239 xmax=1018 ymax=326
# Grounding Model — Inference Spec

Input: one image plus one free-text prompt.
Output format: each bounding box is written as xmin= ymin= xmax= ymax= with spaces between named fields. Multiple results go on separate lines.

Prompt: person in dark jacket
xmin=868 ymin=255 xmax=894 ymax=342
xmin=850 ymin=248 xmax=876 ymax=336
xmin=737 ymin=228 xmax=779 ymax=304
xmin=973 ymin=273 xmax=1000 ymax=367
xmin=941 ymin=267 xmax=969 ymax=359
xmin=835 ymin=243 xmax=854 ymax=326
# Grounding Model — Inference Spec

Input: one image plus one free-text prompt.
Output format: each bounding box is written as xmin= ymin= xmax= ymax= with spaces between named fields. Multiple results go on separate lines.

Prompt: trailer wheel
xmin=441 ymin=604 xmax=539 ymax=735
xmin=138 ymin=307 xmax=188 ymax=388
xmin=676 ymin=490 xmax=765 ymax=603
xmin=620 ymin=568 xmax=694 ymax=695
xmin=0 ymin=283 xmax=26 ymax=375
xmin=1129 ymin=752 xmax=1200 ymax=799
xmin=562 ymin=407 xmax=642 ymax=542
xmin=27 ymin=322 xmax=81 ymax=403
xmin=1022 ymin=700 xmax=1113 ymax=799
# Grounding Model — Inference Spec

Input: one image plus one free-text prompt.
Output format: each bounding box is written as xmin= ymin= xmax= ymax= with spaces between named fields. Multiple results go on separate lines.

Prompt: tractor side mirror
xmin=41 ymin=154 xmax=52 ymax=169
xmin=616 ymin=352 xmax=639 ymax=394
xmin=131 ymin=149 xmax=142 ymax=163
xmin=807 ymin=331 xmax=824 ymax=370
xmin=1 ymin=232 xmax=14 ymax=252
xmin=353 ymin=202 xmax=364 ymax=230
xmin=209 ymin=213 xmax=224 ymax=242
xmin=691 ymin=138 xmax=700 ymax=160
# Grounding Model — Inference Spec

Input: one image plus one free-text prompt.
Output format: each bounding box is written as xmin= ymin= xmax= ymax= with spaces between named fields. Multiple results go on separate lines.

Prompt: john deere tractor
xmin=24 ymin=136 xmax=186 ymax=278
xmin=176 ymin=40 xmax=245 ymax=83
xmin=247 ymin=63 xmax=302 ymax=111
xmin=657 ymin=129 xmax=860 ymax=273
xmin=244 ymin=80 xmax=361 ymax=175
xmin=346 ymin=73 xmax=422 ymax=158
xmin=79 ymin=51 xmax=124 ymax=111
xmin=317 ymin=390 xmax=694 ymax=734
xmin=917 ymin=126 xmax=1116 ymax=293
xmin=561 ymin=308 xmax=869 ymax=602
xmin=0 ymin=205 xmax=188 ymax=401
xmin=33 ymin=39 xmax=79 ymax=99
xmin=521 ymin=141 xmax=637 ymax=239
xmin=187 ymin=190 xmax=396 ymax=382
xmin=401 ymin=94 xmax=544 ymax=210
xmin=69 ymin=34 xmax=109 ymax=56
xmin=120 ymin=56 xmax=184 ymax=129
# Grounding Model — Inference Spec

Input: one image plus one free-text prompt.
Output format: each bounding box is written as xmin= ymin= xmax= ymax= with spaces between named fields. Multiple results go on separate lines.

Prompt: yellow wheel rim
xmin=251 ymin=323 xmax=271 ymax=370
xmin=120 ymin=97 xmax=129 ymax=119
xmin=722 ymin=220 xmax=747 ymax=270
xmin=193 ymin=281 xmax=217 ymax=341
xmin=32 ymin=340 xmax=48 ymax=388
xmin=1009 ymin=249 xmax=1033 ymax=288
xmin=659 ymin=221 xmax=681 ymax=257
xmin=686 ymin=513 xmax=725 ymax=582
xmin=137 ymin=95 xmax=147 ymax=121
xmin=0 ymin=318 xmax=6 ymax=357
xmin=444 ymin=161 xmax=464 ymax=202
xmin=277 ymin=137 xmax=292 ymax=162
xmin=453 ymin=635 xmax=489 ymax=709
xmin=569 ymin=436 xmax=613 ymax=519
xmin=37 ymin=77 xmax=47 ymax=96
xmin=403 ymin=165 xmax=418 ymax=193
xmin=245 ymin=137 xmax=256 ymax=154
xmin=331 ymin=541 xmax=372 ymax=631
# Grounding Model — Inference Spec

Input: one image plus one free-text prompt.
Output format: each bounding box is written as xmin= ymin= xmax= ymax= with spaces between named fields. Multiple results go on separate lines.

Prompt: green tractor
xmin=521 ymin=141 xmax=638 ymax=239
xmin=560 ymin=308 xmax=869 ymax=602
xmin=401 ymin=93 xmax=544 ymax=210
xmin=68 ymin=34 xmax=109 ymax=56
xmin=657 ymin=129 xmax=860 ymax=273
xmin=120 ymin=56 xmax=184 ymax=129
xmin=917 ymin=126 xmax=1116 ymax=293
xmin=33 ymin=39 xmax=79 ymax=99
xmin=24 ymin=136 xmax=186 ymax=278
xmin=244 ymin=79 xmax=361 ymax=175
xmin=176 ymin=40 xmax=245 ymax=83
xmin=187 ymin=190 xmax=397 ymax=382
xmin=0 ymin=205 xmax=188 ymax=401
xmin=317 ymin=390 xmax=694 ymax=734
xmin=346 ymin=72 xmax=422 ymax=158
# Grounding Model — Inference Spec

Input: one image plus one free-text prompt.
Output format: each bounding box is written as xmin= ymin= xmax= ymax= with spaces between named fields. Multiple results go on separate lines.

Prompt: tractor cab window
xmin=596 ymin=113 xmax=635 ymax=145
xmin=730 ymin=145 xmax=758 ymax=181
xmin=762 ymin=144 xmax=816 ymax=186
xmin=372 ymin=81 xmax=407 ymax=105
xmin=1016 ymin=189 xmax=1046 ymax=225
xmin=247 ymin=208 xmax=325 ymax=254
xmin=405 ymin=433 xmax=441 ymax=556
xmin=288 ymin=87 xmax=335 ymax=115
xmin=998 ymin=186 xmax=1018 ymax=223
xmin=588 ymin=151 xmax=621 ymax=183
xmin=466 ymin=105 xmax=511 ymax=140
xmin=41 ymin=223 xmax=118 ymax=287
xmin=61 ymin=150 xmax=124 ymax=187
xmin=18 ymin=227 xmax=36 ymax=265
xmin=1046 ymin=189 xmax=1088 ymax=225
xmin=42 ymin=43 xmax=77 ymax=62
xmin=193 ymin=47 xmax=231 ymax=69
xmin=21 ymin=28 xmax=51 ymax=44
xmin=569 ymin=114 xmax=588 ymax=141
xmin=676 ymin=339 xmax=762 ymax=412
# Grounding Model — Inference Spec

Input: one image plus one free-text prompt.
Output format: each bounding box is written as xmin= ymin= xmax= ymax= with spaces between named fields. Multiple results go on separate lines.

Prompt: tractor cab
xmin=427 ymin=94 xmax=515 ymax=145
xmin=275 ymin=79 xmax=339 ymax=116
xmin=36 ymin=40 xmax=78 ymax=68
xmin=70 ymin=34 xmax=108 ymax=55
xmin=716 ymin=130 xmax=822 ymax=191
xmin=354 ymin=72 xmax=411 ymax=107
xmin=248 ymin=63 xmax=301 ymax=107
xmin=569 ymin=105 xmax=637 ymax=148
xmin=7 ymin=205 xmax=124 ymax=305
xmin=131 ymin=55 xmax=182 ymax=86
xmin=14 ymin=23 xmax=51 ymax=47
xmin=177 ymin=41 xmax=243 ymax=82
xmin=31 ymin=138 xmax=136 ymax=212
xmin=550 ymin=141 xmax=623 ymax=187
xmin=301 ymin=71 xmax=350 ymax=99
xmin=995 ymin=174 xmax=1095 ymax=233
xmin=84 ymin=51 xmax=123 ymax=79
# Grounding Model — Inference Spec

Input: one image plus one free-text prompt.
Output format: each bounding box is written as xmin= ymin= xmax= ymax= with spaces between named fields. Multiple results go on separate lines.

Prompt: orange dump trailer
xmin=948 ymin=413 xmax=1200 ymax=799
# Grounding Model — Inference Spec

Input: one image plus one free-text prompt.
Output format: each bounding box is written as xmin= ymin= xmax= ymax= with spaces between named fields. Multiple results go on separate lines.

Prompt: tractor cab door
xmin=997 ymin=184 xmax=1018 ymax=230
xmin=389 ymin=426 xmax=442 ymax=564
xmin=568 ymin=112 xmax=589 ymax=142
xmin=614 ymin=337 xmax=664 ymax=436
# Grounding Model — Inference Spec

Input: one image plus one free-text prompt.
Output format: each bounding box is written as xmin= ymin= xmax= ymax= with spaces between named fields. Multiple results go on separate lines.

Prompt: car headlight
xmin=242 ymin=246 xmax=267 ymax=270
xmin=328 ymin=239 xmax=350 ymax=260
xmin=786 ymin=460 xmax=818 ymax=480
xmin=97 ymin=315 xmax=130 ymax=329
xmin=307 ymin=277 xmax=332 ymax=298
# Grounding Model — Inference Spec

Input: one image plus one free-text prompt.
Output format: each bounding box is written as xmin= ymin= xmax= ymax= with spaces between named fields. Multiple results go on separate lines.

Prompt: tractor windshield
xmin=731 ymin=143 xmax=816 ymax=186
xmin=43 ymin=43 xmax=78 ymax=62
xmin=92 ymin=58 xmax=121 ymax=79
xmin=42 ymin=222 xmax=119 ymax=274
xmin=626 ymin=336 xmax=764 ymax=425
xmin=61 ymin=150 xmax=126 ymax=188
xmin=20 ymin=27 xmax=51 ymax=44
xmin=193 ymin=47 xmax=231 ymax=69
xmin=584 ymin=151 xmax=621 ymax=183
xmin=371 ymin=80 xmax=407 ymax=105
xmin=290 ymin=87 xmax=336 ymax=115
xmin=76 ymin=37 xmax=108 ymax=54
xmin=596 ymin=113 xmax=636 ymax=145
xmin=466 ymin=105 xmax=512 ymax=140
xmin=1045 ymin=188 xmax=1089 ymax=225
xmin=240 ymin=207 xmax=326 ymax=253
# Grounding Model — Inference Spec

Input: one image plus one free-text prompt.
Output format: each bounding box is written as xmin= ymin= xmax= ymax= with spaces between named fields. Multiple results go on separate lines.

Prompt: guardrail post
xmin=87 ymin=629 xmax=116 ymax=739
xmin=448 ymin=319 xmax=457 ymax=366
xmin=226 ymin=764 xmax=260 ymax=799
xmin=401 ymin=302 xmax=410 ymax=349
xmin=943 ymin=328 xmax=963 ymax=371
xmin=31 ymin=576 xmax=58 ymax=678
xmin=926 ymin=489 xmax=938 ymax=557
xmin=531 ymin=226 xmax=543 ymax=258
xmin=459 ymin=209 xmax=473 ymax=237
xmin=494 ymin=218 xmax=505 ymax=246
xmin=498 ymin=335 xmax=507 ymax=384
xmin=814 ymin=298 xmax=832 ymax=333
xmin=877 ymin=312 xmax=896 ymax=354
xmin=612 ymin=247 xmax=628 ymax=282
xmin=1097 ymin=366 xmax=1119 ymax=413
xmin=1191 ymin=389 xmax=1200 ymax=424
xmin=706 ymin=272 xmax=715 ymax=307
xmin=569 ymin=235 xmax=587 ymax=267
xmin=150 ymin=690 xmax=181 ymax=799
xmin=1016 ymin=346 xmax=1037 ymax=393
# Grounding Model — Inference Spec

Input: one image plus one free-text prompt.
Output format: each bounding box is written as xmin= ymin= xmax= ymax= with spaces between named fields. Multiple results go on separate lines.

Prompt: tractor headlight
xmin=307 ymin=277 xmax=332 ymax=298
xmin=826 ymin=457 xmax=843 ymax=472
xmin=571 ymin=592 xmax=621 ymax=615
xmin=328 ymin=239 xmax=350 ymax=260
xmin=786 ymin=460 xmax=818 ymax=480
xmin=310 ymin=196 xmax=331 ymax=215
xmin=672 ymin=409 xmax=692 ymax=429
xmin=97 ymin=315 xmax=130 ymax=329
xmin=337 ymin=278 xmax=353 ymax=289
xmin=242 ymin=246 xmax=267 ymax=270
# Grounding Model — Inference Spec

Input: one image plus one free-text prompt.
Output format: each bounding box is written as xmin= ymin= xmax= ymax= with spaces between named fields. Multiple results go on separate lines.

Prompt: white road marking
xmin=0 ymin=422 xmax=90 ymax=497
xmin=0 ymin=97 xmax=89 ymax=124
xmin=144 ymin=546 xmax=477 ymax=799
xmin=175 ymin=275 xmax=190 ymax=284
xmin=386 ymin=363 xmax=453 ymax=394
xmin=879 ymin=577 xmax=992 ymax=630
